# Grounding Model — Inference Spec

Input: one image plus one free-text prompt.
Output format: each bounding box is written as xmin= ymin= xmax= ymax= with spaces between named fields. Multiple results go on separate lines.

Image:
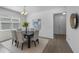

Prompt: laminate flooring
xmin=43 ymin=35 xmax=73 ymax=53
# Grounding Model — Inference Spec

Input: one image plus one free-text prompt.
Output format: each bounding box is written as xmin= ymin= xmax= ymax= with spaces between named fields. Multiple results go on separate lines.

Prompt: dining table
xmin=23 ymin=31 xmax=34 ymax=48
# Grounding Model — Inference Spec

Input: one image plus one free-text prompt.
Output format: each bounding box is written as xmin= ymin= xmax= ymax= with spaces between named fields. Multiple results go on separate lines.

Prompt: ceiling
xmin=3 ymin=6 xmax=23 ymax=12
xmin=3 ymin=6 xmax=65 ymax=14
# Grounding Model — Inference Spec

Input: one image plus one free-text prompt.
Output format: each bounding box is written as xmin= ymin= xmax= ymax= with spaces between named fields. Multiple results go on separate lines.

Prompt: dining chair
xmin=16 ymin=29 xmax=27 ymax=50
xmin=11 ymin=30 xmax=17 ymax=46
xmin=31 ymin=30 xmax=39 ymax=47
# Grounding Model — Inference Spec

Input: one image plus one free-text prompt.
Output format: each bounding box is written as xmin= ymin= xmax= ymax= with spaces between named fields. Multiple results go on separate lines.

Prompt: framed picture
xmin=70 ymin=13 xmax=78 ymax=29
xmin=32 ymin=19 xmax=41 ymax=30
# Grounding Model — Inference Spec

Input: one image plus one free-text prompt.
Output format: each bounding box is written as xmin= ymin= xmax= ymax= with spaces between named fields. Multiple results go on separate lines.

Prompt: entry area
xmin=53 ymin=13 xmax=66 ymax=37
xmin=43 ymin=13 xmax=73 ymax=53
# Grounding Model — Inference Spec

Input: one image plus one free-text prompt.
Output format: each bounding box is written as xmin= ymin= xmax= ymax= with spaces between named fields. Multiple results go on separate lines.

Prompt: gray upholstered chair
xmin=11 ymin=30 xmax=17 ymax=45
xmin=16 ymin=30 xmax=27 ymax=50
xmin=31 ymin=30 xmax=39 ymax=46
xmin=31 ymin=19 xmax=41 ymax=46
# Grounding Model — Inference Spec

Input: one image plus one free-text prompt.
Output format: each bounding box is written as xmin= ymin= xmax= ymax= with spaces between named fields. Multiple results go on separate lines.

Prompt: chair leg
xmin=36 ymin=39 xmax=39 ymax=44
xmin=17 ymin=42 xmax=19 ymax=48
xmin=33 ymin=41 xmax=36 ymax=47
xmin=15 ymin=40 xmax=17 ymax=46
xmin=15 ymin=42 xmax=17 ymax=46
xmin=32 ymin=40 xmax=36 ymax=47
xmin=12 ymin=39 xmax=14 ymax=45
xmin=21 ymin=43 xmax=24 ymax=50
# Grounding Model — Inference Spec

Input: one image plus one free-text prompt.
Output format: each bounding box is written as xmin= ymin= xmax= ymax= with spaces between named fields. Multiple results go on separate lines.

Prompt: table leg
xmin=28 ymin=36 xmax=31 ymax=48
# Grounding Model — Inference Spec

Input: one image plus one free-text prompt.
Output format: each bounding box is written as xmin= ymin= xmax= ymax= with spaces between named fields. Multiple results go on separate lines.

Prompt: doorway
xmin=53 ymin=13 xmax=66 ymax=38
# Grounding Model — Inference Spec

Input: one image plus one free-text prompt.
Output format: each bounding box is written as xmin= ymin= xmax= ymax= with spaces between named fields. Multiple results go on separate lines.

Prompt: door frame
xmin=53 ymin=13 xmax=66 ymax=38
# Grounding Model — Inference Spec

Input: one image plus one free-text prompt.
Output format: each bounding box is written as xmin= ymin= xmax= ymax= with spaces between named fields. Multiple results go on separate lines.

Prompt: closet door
xmin=54 ymin=15 xmax=60 ymax=34
xmin=54 ymin=13 xmax=66 ymax=35
xmin=59 ymin=14 xmax=66 ymax=34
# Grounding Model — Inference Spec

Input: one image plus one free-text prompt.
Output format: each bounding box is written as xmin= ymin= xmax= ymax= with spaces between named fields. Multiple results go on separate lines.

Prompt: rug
xmin=1 ymin=38 xmax=49 ymax=53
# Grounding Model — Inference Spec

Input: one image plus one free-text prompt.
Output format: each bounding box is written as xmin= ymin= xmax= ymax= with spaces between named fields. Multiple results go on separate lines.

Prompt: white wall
xmin=0 ymin=6 xmax=65 ymax=41
xmin=27 ymin=11 xmax=53 ymax=38
xmin=0 ymin=7 xmax=25 ymax=41
xmin=66 ymin=6 xmax=79 ymax=52
xmin=27 ymin=7 xmax=65 ymax=39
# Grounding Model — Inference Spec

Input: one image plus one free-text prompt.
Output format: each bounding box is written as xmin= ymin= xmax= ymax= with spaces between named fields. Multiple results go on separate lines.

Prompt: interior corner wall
xmin=26 ymin=7 xmax=65 ymax=39
xmin=27 ymin=11 xmax=53 ymax=39
xmin=0 ymin=7 xmax=24 ymax=41
xmin=66 ymin=6 xmax=79 ymax=53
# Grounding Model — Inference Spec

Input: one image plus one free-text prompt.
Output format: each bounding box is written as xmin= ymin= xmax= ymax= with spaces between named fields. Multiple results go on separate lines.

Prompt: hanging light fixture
xmin=21 ymin=6 xmax=28 ymax=15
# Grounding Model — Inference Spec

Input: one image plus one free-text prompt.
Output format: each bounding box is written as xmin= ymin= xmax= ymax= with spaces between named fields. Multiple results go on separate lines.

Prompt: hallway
xmin=43 ymin=35 xmax=73 ymax=53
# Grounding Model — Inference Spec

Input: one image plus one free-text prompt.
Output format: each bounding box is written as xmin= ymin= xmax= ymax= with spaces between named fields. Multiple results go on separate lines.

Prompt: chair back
xmin=11 ymin=30 xmax=17 ymax=41
xmin=16 ymin=30 xmax=24 ymax=43
xmin=33 ymin=30 xmax=39 ymax=40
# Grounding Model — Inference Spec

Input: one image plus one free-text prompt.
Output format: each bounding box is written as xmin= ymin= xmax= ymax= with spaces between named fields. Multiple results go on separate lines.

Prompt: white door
xmin=54 ymin=13 xmax=66 ymax=35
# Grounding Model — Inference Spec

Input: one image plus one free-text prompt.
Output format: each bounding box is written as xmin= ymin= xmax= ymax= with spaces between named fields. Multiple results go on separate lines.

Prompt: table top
xmin=26 ymin=31 xmax=34 ymax=35
xmin=22 ymin=31 xmax=34 ymax=36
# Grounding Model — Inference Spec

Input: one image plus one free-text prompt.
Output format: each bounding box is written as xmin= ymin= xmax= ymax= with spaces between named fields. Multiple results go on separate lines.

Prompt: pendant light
xmin=21 ymin=6 xmax=28 ymax=15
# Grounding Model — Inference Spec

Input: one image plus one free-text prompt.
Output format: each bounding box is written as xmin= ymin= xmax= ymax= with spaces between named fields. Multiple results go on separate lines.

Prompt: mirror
xmin=70 ymin=13 xmax=78 ymax=29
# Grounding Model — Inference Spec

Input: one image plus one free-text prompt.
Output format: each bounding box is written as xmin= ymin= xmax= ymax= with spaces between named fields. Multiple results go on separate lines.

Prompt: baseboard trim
xmin=54 ymin=34 xmax=66 ymax=36
xmin=39 ymin=36 xmax=53 ymax=40
xmin=66 ymin=38 xmax=73 ymax=53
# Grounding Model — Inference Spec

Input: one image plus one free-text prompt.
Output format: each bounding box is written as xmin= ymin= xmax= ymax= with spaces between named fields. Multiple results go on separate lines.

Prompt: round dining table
xmin=23 ymin=31 xmax=34 ymax=48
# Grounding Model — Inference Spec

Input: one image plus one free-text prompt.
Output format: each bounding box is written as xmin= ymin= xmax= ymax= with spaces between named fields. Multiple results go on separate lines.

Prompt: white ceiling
xmin=3 ymin=6 xmax=23 ymax=12
xmin=3 ymin=6 xmax=65 ymax=13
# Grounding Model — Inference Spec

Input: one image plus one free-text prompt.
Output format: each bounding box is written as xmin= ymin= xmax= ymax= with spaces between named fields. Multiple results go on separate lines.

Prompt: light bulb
xmin=21 ymin=11 xmax=28 ymax=15
xmin=21 ymin=11 xmax=24 ymax=15
xmin=24 ymin=12 xmax=28 ymax=15
xmin=62 ymin=12 xmax=66 ymax=15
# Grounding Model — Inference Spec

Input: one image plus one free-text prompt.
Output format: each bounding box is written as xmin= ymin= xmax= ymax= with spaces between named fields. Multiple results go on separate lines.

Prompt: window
xmin=0 ymin=16 xmax=20 ymax=30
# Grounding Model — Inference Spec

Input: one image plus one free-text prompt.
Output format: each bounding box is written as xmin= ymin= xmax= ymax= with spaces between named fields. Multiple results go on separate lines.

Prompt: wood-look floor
xmin=0 ymin=35 xmax=73 ymax=53
xmin=43 ymin=35 xmax=73 ymax=53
